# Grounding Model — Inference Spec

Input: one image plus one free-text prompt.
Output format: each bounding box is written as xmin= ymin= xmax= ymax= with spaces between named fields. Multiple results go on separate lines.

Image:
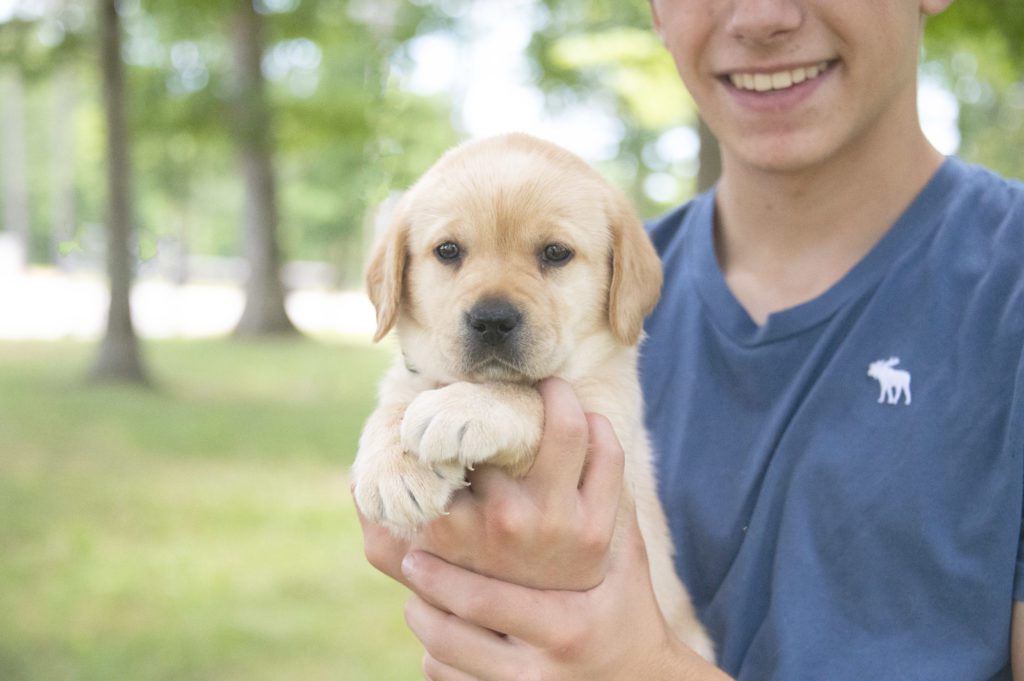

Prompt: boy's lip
xmin=722 ymin=59 xmax=837 ymax=89
xmin=717 ymin=59 xmax=839 ymax=112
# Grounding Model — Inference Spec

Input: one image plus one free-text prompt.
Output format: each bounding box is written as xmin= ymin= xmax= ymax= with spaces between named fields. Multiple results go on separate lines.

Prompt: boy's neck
xmin=712 ymin=123 xmax=944 ymax=326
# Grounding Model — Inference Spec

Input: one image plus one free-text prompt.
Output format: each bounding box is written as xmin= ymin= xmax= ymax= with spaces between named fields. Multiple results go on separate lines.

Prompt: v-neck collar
xmin=687 ymin=157 xmax=960 ymax=346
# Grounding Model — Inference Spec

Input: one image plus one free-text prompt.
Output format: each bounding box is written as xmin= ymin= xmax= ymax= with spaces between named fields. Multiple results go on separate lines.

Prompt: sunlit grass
xmin=0 ymin=339 xmax=421 ymax=680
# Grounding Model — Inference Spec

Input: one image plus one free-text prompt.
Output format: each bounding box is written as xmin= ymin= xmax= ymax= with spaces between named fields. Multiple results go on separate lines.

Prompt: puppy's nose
xmin=466 ymin=298 xmax=521 ymax=346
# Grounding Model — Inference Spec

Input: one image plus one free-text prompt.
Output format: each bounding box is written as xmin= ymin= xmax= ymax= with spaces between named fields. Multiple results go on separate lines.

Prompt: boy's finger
xmin=579 ymin=412 xmax=625 ymax=534
xmin=422 ymin=653 xmax=485 ymax=681
xmin=524 ymin=378 xmax=589 ymax=503
xmin=403 ymin=550 xmax=576 ymax=647
xmin=405 ymin=594 xmax=513 ymax=678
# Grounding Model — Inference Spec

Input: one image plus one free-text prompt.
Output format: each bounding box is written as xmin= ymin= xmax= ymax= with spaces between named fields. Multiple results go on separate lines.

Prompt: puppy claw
xmin=413 ymin=415 xmax=433 ymax=448
xmin=403 ymin=479 xmax=423 ymax=514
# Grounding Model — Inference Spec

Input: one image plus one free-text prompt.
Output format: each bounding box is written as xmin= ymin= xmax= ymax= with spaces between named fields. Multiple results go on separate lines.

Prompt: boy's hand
xmin=355 ymin=377 xmax=729 ymax=679
xmin=402 ymin=501 xmax=718 ymax=681
xmin=357 ymin=377 xmax=624 ymax=592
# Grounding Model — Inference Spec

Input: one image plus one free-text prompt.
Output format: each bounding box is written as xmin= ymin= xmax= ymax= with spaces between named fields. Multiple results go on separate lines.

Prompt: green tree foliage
xmin=926 ymin=1 xmax=1024 ymax=181
xmin=0 ymin=0 xmax=460 ymax=285
xmin=530 ymin=0 xmax=699 ymax=215
xmin=125 ymin=0 xmax=459 ymax=283
xmin=929 ymin=0 xmax=1024 ymax=63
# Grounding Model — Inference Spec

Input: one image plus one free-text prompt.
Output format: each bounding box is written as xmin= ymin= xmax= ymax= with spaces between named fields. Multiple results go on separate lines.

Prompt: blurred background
xmin=0 ymin=0 xmax=1021 ymax=679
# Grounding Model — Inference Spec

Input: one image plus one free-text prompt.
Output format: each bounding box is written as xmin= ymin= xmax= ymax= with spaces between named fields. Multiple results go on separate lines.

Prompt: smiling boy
xmin=358 ymin=1 xmax=1024 ymax=679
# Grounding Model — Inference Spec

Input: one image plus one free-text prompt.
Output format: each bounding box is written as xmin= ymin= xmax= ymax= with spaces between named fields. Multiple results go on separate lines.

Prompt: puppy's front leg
xmin=352 ymin=402 xmax=467 ymax=536
xmin=401 ymin=382 xmax=544 ymax=477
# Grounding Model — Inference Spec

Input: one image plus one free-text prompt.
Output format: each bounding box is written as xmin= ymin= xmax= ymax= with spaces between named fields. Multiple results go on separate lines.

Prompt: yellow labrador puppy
xmin=351 ymin=133 xmax=713 ymax=660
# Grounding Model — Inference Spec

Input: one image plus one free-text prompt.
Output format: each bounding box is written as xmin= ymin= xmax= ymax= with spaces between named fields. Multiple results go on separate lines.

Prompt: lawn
xmin=0 ymin=338 xmax=423 ymax=680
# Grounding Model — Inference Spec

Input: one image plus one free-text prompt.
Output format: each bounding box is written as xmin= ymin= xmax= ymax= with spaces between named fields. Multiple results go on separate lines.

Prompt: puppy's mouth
xmin=461 ymin=350 xmax=536 ymax=383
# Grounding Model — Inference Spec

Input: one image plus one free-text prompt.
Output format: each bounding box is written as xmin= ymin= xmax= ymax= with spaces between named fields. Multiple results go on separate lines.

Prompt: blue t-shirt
xmin=640 ymin=158 xmax=1024 ymax=681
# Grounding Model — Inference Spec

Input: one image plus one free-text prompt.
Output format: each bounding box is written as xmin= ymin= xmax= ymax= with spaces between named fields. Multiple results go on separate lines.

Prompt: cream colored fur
xmin=351 ymin=133 xmax=713 ymax=661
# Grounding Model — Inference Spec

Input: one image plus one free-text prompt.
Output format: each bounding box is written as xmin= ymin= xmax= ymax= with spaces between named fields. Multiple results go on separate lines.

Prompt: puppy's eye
xmin=541 ymin=243 xmax=573 ymax=266
xmin=435 ymin=241 xmax=461 ymax=263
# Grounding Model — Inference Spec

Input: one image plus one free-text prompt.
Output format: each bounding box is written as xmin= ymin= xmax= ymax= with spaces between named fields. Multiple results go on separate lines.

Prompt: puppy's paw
xmin=400 ymin=383 xmax=515 ymax=469
xmin=352 ymin=450 xmax=466 ymax=536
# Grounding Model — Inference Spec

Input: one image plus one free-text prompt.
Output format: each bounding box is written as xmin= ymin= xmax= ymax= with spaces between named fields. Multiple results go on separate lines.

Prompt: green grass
xmin=0 ymin=338 xmax=423 ymax=680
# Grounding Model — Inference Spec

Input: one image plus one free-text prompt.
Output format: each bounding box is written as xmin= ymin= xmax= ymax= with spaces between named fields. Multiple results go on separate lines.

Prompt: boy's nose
xmin=726 ymin=0 xmax=803 ymax=45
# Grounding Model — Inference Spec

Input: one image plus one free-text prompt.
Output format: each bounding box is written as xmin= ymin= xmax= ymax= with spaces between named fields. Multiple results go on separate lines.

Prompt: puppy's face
xmin=367 ymin=134 xmax=662 ymax=384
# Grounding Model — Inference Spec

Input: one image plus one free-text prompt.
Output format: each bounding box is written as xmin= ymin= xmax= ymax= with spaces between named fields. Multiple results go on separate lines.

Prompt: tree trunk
xmin=90 ymin=0 xmax=148 ymax=385
xmin=229 ymin=0 xmax=297 ymax=337
xmin=696 ymin=116 xmax=722 ymax=194
xmin=1 ymin=68 xmax=30 ymax=268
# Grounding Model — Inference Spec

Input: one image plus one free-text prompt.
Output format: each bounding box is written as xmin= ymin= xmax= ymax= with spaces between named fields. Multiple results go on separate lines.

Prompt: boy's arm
xmin=1013 ymin=602 xmax=1024 ymax=680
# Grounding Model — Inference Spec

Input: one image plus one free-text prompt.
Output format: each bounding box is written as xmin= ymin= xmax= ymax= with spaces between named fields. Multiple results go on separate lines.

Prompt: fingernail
xmin=401 ymin=552 xmax=418 ymax=577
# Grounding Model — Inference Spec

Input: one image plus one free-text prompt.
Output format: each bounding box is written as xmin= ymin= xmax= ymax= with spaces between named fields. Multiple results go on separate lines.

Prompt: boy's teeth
xmin=729 ymin=62 xmax=829 ymax=92
xmin=771 ymin=71 xmax=792 ymax=89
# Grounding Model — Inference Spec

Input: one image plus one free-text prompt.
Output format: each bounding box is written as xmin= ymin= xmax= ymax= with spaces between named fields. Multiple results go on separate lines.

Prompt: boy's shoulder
xmin=942 ymin=156 xmax=1024 ymax=206
xmin=931 ymin=159 xmax=1024 ymax=273
xmin=644 ymin=190 xmax=714 ymax=258
xmin=935 ymin=157 xmax=1024 ymax=229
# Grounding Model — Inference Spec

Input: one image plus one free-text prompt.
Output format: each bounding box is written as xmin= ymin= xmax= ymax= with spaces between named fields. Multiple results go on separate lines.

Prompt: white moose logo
xmin=867 ymin=357 xmax=912 ymax=406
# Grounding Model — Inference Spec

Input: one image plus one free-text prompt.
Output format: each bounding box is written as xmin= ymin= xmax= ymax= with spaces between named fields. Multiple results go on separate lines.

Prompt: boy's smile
xmin=725 ymin=60 xmax=832 ymax=92
xmin=719 ymin=59 xmax=838 ymax=113
xmin=650 ymin=0 xmax=953 ymax=175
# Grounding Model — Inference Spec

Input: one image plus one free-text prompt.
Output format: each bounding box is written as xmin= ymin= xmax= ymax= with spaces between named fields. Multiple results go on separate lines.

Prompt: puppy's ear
xmin=606 ymin=187 xmax=663 ymax=346
xmin=365 ymin=205 xmax=410 ymax=343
